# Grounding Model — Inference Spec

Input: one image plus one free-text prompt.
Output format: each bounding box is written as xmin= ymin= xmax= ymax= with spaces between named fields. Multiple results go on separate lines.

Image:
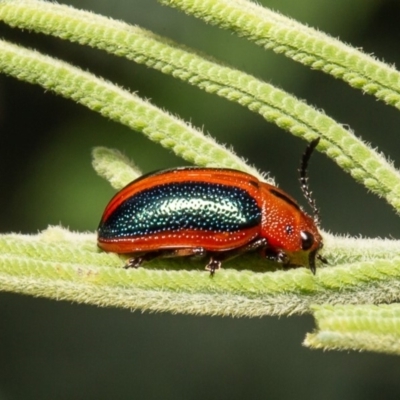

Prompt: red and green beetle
xmin=97 ymin=139 xmax=324 ymax=274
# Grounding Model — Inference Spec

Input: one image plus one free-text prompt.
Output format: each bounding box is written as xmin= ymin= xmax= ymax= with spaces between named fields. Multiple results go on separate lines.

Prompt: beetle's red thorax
xmin=258 ymin=182 xmax=321 ymax=253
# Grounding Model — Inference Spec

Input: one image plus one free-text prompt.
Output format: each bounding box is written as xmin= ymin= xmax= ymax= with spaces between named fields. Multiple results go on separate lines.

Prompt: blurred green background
xmin=1 ymin=0 xmax=400 ymax=399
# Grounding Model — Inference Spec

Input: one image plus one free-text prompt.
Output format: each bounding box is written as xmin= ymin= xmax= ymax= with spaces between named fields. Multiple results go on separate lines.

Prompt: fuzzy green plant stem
xmin=2 ymin=0 xmax=400 ymax=355
xmin=159 ymin=0 xmax=400 ymax=110
xmin=1 ymin=227 xmax=400 ymax=317
xmin=1 ymin=1 xmax=400 ymax=214
xmin=305 ymin=304 xmax=400 ymax=355
xmin=91 ymin=147 xmax=142 ymax=190
xmin=0 ymin=39 xmax=260 ymax=178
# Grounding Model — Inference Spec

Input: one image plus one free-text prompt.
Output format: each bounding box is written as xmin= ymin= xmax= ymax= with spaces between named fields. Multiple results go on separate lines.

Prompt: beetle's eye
xmin=300 ymin=231 xmax=314 ymax=251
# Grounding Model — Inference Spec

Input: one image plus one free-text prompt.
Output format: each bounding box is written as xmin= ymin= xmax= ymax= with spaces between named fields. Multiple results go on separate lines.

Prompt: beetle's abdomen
xmin=98 ymin=182 xmax=261 ymax=240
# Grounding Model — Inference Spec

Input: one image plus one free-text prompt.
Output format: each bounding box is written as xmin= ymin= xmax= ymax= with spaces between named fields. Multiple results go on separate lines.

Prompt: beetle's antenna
xmin=299 ymin=138 xmax=321 ymax=225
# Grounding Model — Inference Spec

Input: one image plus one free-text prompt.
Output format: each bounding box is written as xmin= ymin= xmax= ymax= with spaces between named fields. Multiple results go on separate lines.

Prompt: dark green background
xmin=1 ymin=0 xmax=400 ymax=399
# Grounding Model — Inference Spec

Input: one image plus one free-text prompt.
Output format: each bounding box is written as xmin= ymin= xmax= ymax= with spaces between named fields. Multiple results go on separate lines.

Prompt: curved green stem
xmin=1 ymin=227 xmax=400 ymax=317
xmin=0 ymin=39 xmax=259 ymax=177
xmin=1 ymin=1 xmax=400 ymax=212
xmin=91 ymin=147 xmax=142 ymax=190
xmin=159 ymin=0 xmax=400 ymax=110
xmin=1 ymin=0 xmax=400 ymax=356
xmin=305 ymin=304 xmax=400 ymax=355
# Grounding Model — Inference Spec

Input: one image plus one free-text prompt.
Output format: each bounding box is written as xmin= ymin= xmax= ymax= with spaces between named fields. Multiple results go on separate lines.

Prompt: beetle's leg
xmin=238 ymin=237 xmax=268 ymax=254
xmin=125 ymin=252 xmax=162 ymax=269
xmin=204 ymin=238 xmax=269 ymax=276
xmin=317 ymin=253 xmax=328 ymax=264
xmin=205 ymin=257 xmax=222 ymax=276
xmin=124 ymin=247 xmax=207 ymax=269
xmin=213 ymin=237 xmax=268 ymax=261
xmin=262 ymin=248 xmax=289 ymax=264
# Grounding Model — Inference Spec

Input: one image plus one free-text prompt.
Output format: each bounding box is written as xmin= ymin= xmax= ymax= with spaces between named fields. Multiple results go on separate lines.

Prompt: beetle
xmin=97 ymin=138 xmax=324 ymax=274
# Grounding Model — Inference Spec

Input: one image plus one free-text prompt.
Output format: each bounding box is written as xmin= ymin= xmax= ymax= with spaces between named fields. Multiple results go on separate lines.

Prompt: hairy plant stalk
xmin=1 ymin=1 xmax=400 ymax=211
xmin=305 ymin=304 xmax=400 ymax=355
xmin=0 ymin=0 xmax=400 ymax=355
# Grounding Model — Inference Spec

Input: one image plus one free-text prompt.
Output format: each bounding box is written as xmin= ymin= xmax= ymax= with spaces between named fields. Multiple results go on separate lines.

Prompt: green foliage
xmin=305 ymin=304 xmax=400 ymax=355
xmin=0 ymin=0 xmax=400 ymax=355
